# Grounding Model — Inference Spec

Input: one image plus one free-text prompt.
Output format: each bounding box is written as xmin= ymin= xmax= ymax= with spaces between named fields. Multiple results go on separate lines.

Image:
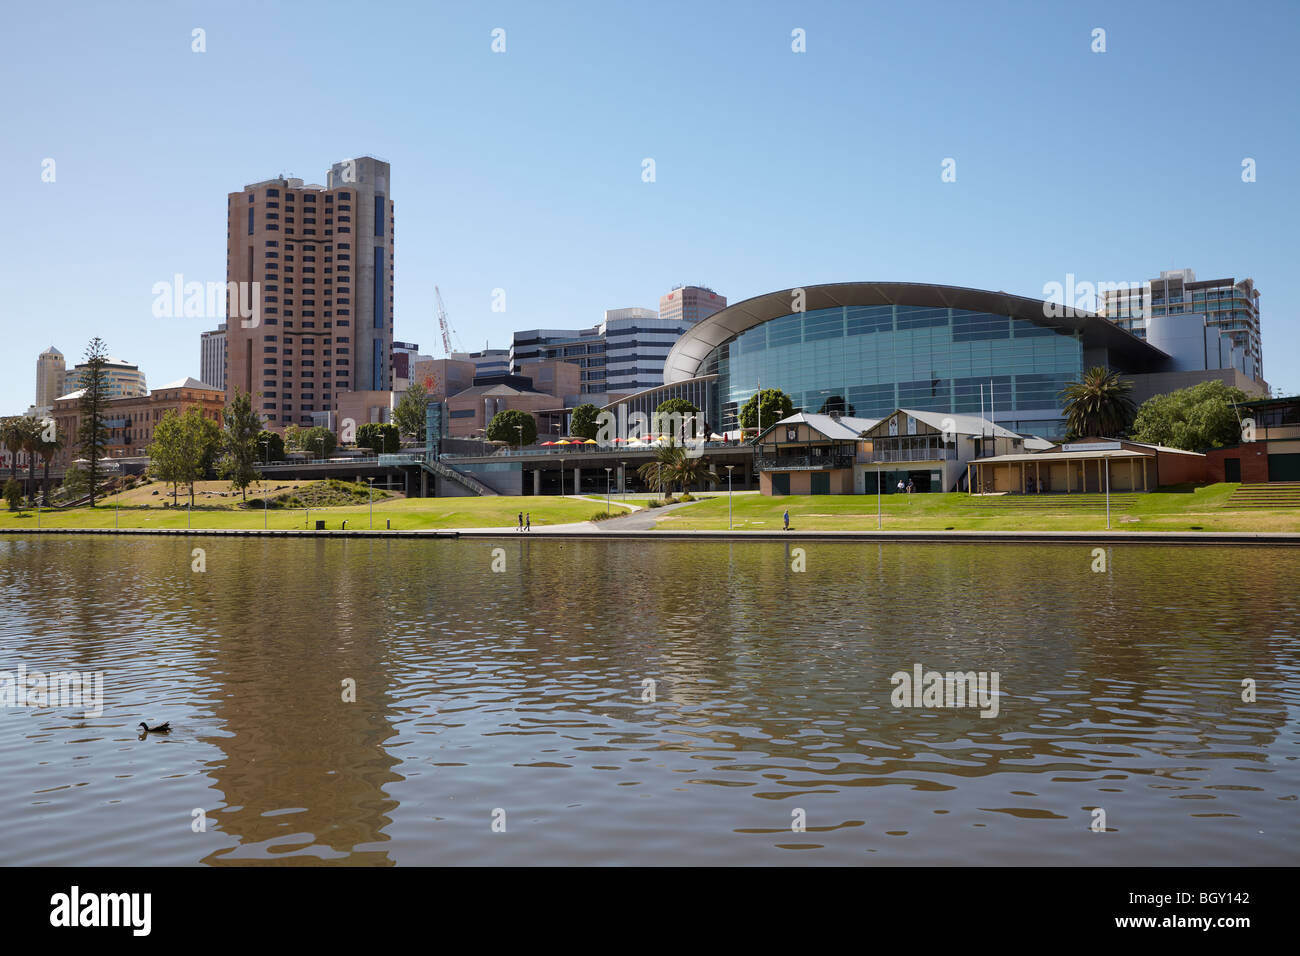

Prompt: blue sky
xmin=2 ymin=0 xmax=1297 ymax=411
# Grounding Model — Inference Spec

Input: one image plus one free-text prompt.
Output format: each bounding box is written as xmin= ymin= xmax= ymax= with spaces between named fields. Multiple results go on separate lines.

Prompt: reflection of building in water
xmin=199 ymin=542 xmax=401 ymax=865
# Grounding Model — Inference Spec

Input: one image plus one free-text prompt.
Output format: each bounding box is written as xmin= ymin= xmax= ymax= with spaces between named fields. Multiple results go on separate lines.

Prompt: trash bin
xmin=315 ymin=520 xmax=325 ymax=530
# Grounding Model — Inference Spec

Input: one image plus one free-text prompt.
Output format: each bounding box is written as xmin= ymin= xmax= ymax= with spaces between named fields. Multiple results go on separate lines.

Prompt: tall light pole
xmin=877 ymin=468 xmax=882 ymax=531
xmin=604 ymin=466 xmax=612 ymax=515
xmin=1104 ymin=454 xmax=1111 ymax=530
xmin=260 ymin=437 xmax=269 ymax=465
xmin=725 ymin=464 xmax=735 ymax=530
xmin=559 ymin=457 xmax=564 ymax=498
xmin=367 ymin=476 xmax=375 ymax=529
xmin=515 ymin=424 xmax=523 ymax=450
xmin=620 ymin=460 xmax=627 ymax=498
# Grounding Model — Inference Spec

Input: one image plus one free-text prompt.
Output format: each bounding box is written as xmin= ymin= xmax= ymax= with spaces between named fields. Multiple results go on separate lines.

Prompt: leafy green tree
xmin=217 ymin=388 xmax=261 ymax=500
xmin=738 ymin=388 xmax=795 ymax=433
xmin=19 ymin=416 xmax=40 ymax=497
xmin=61 ymin=465 xmax=91 ymax=501
xmin=3 ymin=478 xmax=23 ymax=511
xmin=149 ymin=407 xmax=220 ymax=506
xmin=817 ymin=395 xmax=856 ymax=416
xmin=1130 ymin=380 xmax=1251 ymax=451
xmin=289 ymin=425 xmax=336 ymax=458
xmin=357 ymin=422 xmax=399 ymax=455
xmin=77 ymin=337 xmax=111 ymax=507
xmin=1060 ymin=367 xmax=1136 ymax=439
xmin=487 ymin=409 xmax=537 ymax=446
xmin=569 ymin=403 xmax=601 ymax=440
xmin=392 ymin=383 xmax=429 ymax=442
xmin=255 ymin=429 xmax=284 ymax=463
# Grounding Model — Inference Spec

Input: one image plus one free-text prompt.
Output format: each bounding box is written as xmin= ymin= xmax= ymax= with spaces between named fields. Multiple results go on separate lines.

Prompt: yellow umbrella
xmin=583 ymin=439 xmax=598 ymax=444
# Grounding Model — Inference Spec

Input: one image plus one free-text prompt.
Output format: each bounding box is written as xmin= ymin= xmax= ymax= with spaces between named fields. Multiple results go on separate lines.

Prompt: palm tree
xmin=35 ymin=425 xmax=64 ymax=505
xmin=1060 ymin=367 xmax=1136 ymax=438
xmin=637 ymin=443 xmax=683 ymax=498
xmin=0 ymin=417 xmax=25 ymax=485
xmin=19 ymin=418 xmax=40 ymax=500
xmin=637 ymin=442 xmax=719 ymax=497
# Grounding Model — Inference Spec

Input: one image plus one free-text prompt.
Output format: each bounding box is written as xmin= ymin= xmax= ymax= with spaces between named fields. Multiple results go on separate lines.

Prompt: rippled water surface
xmin=0 ymin=535 xmax=1296 ymax=865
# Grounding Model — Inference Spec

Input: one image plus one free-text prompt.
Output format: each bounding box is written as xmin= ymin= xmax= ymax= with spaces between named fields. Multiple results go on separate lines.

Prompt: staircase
xmin=419 ymin=458 xmax=497 ymax=496
xmin=966 ymin=493 xmax=1141 ymax=510
xmin=1226 ymin=482 xmax=1300 ymax=509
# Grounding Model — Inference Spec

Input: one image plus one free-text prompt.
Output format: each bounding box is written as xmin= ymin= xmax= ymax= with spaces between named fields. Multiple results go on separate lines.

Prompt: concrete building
xmin=200 ymin=323 xmax=227 ymax=391
xmin=224 ymin=156 xmax=395 ymax=431
xmin=391 ymin=340 xmax=419 ymax=391
xmin=510 ymin=326 xmax=606 ymax=393
xmin=50 ymin=377 xmax=224 ymax=470
xmin=1204 ymin=395 xmax=1300 ymax=484
xmin=35 ymin=346 xmax=66 ymax=411
xmin=659 ymin=285 xmax=727 ymax=325
xmin=450 ymin=347 xmax=510 ymax=378
xmin=1099 ymin=269 xmax=1263 ymax=378
xmin=62 ymin=356 xmax=147 ymax=401
xmin=651 ymin=281 xmax=1263 ymax=441
xmin=445 ymin=383 xmax=558 ymax=438
xmin=410 ymin=357 xmax=477 ymax=399
xmin=603 ymin=307 xmax=697 ymax=394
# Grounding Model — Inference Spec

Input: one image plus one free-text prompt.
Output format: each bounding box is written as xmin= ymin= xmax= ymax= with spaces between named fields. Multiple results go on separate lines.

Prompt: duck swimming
xmin=138 ymin=721 xmax=170 ymax=733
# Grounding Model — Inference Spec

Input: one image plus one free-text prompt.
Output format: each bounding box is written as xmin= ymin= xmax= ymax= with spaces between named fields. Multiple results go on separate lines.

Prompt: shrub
xmin=3 ymin=479 xmax=23 ymax=511
xmin=680 ymin=492 xmax=694 ymax=502
xmin=645 ymin=499 xmax=662 ymax=509
xmin=590 ymin=510 xmax=617 ymax=521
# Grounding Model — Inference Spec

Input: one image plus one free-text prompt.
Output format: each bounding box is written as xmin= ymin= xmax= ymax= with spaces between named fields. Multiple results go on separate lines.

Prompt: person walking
xmin=897 ymin=479 xmax=905 ymax=494
xmin=525 ymin=512 xmax=531 ymax=532
xmin=517 ymin=511 xmax=523 ymax=532
xmin=907 ymin=478 xmax=914 ymax=494
xmin=783 ymin=509 xmax=790 ymax=531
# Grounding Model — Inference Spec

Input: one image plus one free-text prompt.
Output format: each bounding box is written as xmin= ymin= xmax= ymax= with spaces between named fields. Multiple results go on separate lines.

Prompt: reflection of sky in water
xmin=0 ymin=536 xmax=1296 ymax=865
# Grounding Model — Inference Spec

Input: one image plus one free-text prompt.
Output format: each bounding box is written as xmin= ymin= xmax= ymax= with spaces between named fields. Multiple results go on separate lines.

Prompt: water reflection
xmin=0 ymin=536 xmax=1296 ymax=865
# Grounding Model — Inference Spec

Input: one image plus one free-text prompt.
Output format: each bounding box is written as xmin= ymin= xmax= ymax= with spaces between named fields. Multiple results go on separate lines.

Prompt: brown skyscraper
xmin=225 ymin=157 xmax=394 ymax=430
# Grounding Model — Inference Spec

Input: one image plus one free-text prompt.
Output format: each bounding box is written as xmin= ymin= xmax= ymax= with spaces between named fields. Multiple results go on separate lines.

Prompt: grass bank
xmin=0 ymin=480 xmax=631 ymax=531
xmin=652 ymin=484 xmax=1300 ymax=533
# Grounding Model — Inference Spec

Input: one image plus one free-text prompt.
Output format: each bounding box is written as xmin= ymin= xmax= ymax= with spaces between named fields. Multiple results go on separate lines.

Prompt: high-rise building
xmin=224 ymin=156 xmax=395 ymax=430
xmin=602 ymin=307 xmax=695 ymax=393
xmin=200 ymin=323 xmax=227 ymax=392
xmin=1099 ymin=269 xmax=1262 ymax=376
xmin=510 ymin=326 xmax=606 ymax=393
xmin=450 ymin=347 xmax=510 ymax=378
xmin=60 ymin=356 xmax=147 ymax=400
xmin=658 ymin=285 xmax=727 ymax=325
xmin=35 ymin=346 xmax=66 ymax=411
xmin=391 ymin=340 xmax=419 ymax=390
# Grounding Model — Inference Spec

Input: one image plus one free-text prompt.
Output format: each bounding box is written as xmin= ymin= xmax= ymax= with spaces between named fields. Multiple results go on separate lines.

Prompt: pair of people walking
xmin=517 ymin=512 xmax=531 ymax=532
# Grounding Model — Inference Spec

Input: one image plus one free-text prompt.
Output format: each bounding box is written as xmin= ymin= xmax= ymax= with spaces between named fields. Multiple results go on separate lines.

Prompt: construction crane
xmin=434 ymin=286 xmax=464 ymax=357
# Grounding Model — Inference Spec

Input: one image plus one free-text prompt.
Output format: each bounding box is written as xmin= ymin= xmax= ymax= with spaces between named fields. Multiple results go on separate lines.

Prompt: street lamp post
xmin=1104 ymin=455 xmax=1111 ymax=530
xmin=367 ymin=476 xmax=374 ymax=529
xmin=877 ymin=468 xmax=882 ymax=531
xmin=604 ymin=467 xmax=612 ymax=515
xmin=620 ymin=460 xmax=627 ymax=498
xmin=515 ymin=424 xmax=523 ymax=450
xmin=559 ymin=458 xmax=564 ymax=497
xmin=725 ymin=464 xmax=735 ymax=530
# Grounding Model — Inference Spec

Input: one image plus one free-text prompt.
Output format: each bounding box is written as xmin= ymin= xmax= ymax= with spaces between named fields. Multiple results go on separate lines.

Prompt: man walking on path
xmin=783 ymin=509 xmax=790 ymax=531
xmin=517 ymin=512 xmax=523 ymax=532
xmin=525 ymin=513 xmax=531 ymax=532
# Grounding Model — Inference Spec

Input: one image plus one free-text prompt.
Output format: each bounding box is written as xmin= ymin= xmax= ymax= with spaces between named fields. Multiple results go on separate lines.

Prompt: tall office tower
xmin=391 ymin=340 xmax=419 ymax=390
xmin=224 ymin=156 xmax=394 ymax=428
xmin=200 ymin=323 xmax=227 ymax=391
xmin=62 ymin=356 xmax=147 ymax=400
xmin=35 ymin=346 xmax=66 ymax=410
xmin=1099 ymin=268 xmax=1262 ymax=376
xmin=450 ymin=347 xmax=511 ymax=378
xmin=658 ymin=285 xmax=726 ymax=325
xmin=510 ymin=326 xmax=606 ymax=393
xmin=602 ymin=307 xmax=694 ymax=393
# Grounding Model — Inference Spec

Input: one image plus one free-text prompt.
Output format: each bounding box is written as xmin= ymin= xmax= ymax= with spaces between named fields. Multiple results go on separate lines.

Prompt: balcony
xmin=755 ymin=453 xmax=854 ymax=471
xmin=859 ymin=445 xmax=957 ymax=463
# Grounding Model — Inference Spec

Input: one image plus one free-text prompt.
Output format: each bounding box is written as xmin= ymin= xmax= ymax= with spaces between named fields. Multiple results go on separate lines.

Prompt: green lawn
xmin=0 ymin=494 xmax=631 ymax=531
xmin=652 ymin=484 xmax=1300 ymax=532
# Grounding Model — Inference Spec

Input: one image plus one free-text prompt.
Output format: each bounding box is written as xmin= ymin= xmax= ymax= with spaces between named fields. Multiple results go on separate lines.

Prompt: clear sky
xmin=2 ymin=0 xmax=1296 ymax=412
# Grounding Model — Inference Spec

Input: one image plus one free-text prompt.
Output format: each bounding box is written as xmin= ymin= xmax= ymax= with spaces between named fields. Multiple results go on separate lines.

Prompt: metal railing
xmin=755 ymin=454 xmax=854 ymax=471
xmin=859 ymin=446 xmax=957 ymax=463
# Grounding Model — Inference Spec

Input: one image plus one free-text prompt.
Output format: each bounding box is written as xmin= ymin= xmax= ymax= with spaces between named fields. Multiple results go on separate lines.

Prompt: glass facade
xmin=701 ymin=304 xmax=1083 ymax=436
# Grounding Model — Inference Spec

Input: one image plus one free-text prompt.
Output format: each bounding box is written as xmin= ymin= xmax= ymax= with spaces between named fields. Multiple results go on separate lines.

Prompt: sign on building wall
xmin=889 ymin=416 xmax=898 ymax=436
xmin=906 ymin=415 xmax=917 ymax=435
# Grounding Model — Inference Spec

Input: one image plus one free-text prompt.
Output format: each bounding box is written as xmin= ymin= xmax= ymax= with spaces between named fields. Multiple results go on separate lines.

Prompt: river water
xmin=0 ymin=535 xmax=1296 ymax=865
